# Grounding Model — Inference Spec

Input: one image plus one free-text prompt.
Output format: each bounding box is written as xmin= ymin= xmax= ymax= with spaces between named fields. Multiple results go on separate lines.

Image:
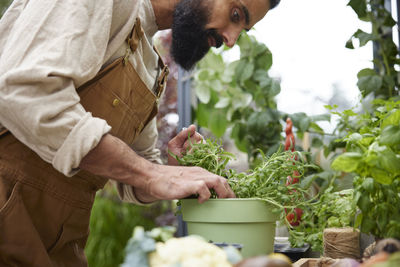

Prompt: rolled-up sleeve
xmin=0 ymin=0 xmax=114 ymax=176
xmin=131 ymin=117 xmax=162 ymax=164
xmin=116 ymin=117 xmax=162 ymax=205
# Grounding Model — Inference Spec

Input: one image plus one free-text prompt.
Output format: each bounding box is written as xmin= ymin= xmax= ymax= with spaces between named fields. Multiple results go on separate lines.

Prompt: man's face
xmin=171 ymin=0 xmax=271 ymax=70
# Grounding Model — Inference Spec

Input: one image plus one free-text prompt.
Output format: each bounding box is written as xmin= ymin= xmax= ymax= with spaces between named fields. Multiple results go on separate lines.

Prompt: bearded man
xmin=0 ymin=0 xmax=279 ymax=265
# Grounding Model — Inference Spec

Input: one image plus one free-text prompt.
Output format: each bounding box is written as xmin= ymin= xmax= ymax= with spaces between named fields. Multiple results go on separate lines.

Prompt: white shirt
xmin=0 ymin=0 xmax=162 ymax=179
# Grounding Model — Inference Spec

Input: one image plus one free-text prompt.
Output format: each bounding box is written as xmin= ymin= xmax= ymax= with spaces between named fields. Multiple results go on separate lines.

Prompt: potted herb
xmin=173 ymin=139 xmax=316 ymax=257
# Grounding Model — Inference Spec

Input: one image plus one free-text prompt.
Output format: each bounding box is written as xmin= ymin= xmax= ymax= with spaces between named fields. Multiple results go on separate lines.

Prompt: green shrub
xmin=85 ymin=186 xmax=171 ymax=267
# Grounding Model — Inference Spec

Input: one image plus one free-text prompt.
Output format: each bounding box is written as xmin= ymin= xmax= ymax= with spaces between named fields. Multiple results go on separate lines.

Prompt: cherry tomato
xmin=286 ymin=208 xmax=303 ymax=226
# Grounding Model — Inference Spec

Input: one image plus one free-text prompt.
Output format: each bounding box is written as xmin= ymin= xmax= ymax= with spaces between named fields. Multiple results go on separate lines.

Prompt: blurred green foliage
xmin=1 ymin=0 xmax=12 ymax=17
xmin=85 ymin=185 xmax=173 ymax=267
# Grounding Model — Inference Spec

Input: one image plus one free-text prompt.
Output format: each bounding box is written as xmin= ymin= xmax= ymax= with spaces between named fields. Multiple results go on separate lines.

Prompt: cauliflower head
xmin=148 ymin=236 xmax=232 ymax=267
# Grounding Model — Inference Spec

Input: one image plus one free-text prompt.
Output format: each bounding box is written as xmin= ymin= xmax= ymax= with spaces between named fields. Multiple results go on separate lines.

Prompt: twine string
xmin=323 ymin=228 xmax=360 ymax=260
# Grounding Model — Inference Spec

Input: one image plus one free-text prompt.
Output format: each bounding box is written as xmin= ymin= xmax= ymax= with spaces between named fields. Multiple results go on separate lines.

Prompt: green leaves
xmin=332 ymin=143 xmax=399 ymax=185
xmin=253 ymin=70 xmax=270 ymax=87
xmin=354 ymin=29 xmax=375 ymax=47
xmin=235 ymin=60 xmax=254 ymax=83
xmin=362 ymin=178 xmax=374 ymax=192
xmin=289 ymin=187 xmax=356 ymax=252
xmin=353 ymin=176 xmax=400 ymax=238
xmin=86 ymin=191 xmax=159 ymax=267
xmin=195 ymin=84 xmax=211 ymax=103
xmin=290 ymin=113 xmax=312 ymax=133
xmin=174 ymin=138 xmax=235 ymax=188
xmin=380 ymin=125 xmax=400 ymax=145
xmin=381 ymin=109 xmax=400 ymax=129
xmin=175 ymin=138 xmax=317 ymax=215
xmin=348 ymin=0 xmax=367 ymax=19
xmin=255 ymin=50 xmax=273 ymax=71
xmin=331 ymin=152 xmax=362 ymax=172
xmin=329 ymin=99 xmax=400 ymax=239
xmin=209 ymin=110 xmax=228 ymax=138
xmin=357 ymin=69 xmax=383 ymax=96
xmin=347 ymin=0 xmax=400 ymax=98
xmin=346 ymin=29 xmax=375 ymax=49
xmin=342 ymin=0 xmax=400 ymax=239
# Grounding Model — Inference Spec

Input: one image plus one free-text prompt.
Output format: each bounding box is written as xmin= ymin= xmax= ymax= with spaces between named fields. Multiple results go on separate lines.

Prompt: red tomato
xmin=286 ymin=208 xmax=303 ymax=226
xmin=285 ymin=175 xmax=299 ymax=186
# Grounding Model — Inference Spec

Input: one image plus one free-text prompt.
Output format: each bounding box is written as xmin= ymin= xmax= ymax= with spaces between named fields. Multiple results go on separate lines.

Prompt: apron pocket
xmin=79 ymin=80 xmax=141 ymax=144
xmin=47 ymin=224 xmax=66 ymax=254
xmin=0 ymin=179 xmax=19 ymax=218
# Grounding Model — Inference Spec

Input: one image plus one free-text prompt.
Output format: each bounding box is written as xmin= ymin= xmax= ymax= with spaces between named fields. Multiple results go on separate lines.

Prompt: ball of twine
xmin=323 ymin=227 xmax=360 ymax=260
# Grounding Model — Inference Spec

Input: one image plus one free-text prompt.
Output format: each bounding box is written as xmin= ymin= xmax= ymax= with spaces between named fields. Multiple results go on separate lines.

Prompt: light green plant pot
xmin=180 ymin=198 xmax=279 ymax=258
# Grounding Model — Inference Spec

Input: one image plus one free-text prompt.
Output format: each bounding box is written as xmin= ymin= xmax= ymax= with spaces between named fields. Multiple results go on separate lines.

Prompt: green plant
xmin=85 ymin=187 xmax=162 ymax=267
xmin=346 ymin=0 xmax=399 ymax=98
xmin=173 ymin=137 xmax=361 ymax=253
xmin=173 ymin=138 xmax=235 ymax=179
xmin=288 ymin=185 xmax=356 ymax=252
xmin=292 ymin=0 xmax=400 ymax=248
xmin=173 ymin=137 xmax=318 ymax=229
xmin=331 ymin=99 xmax=400 ymax=239
xmin=299 ymin=0 xmax=400 ymax=176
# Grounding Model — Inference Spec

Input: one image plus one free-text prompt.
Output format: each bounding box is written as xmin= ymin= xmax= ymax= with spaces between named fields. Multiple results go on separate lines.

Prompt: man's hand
xmin=168 ymin=124 xmax=203 ymax=166
xmin=134 ymin=164 xmax=235 ymax=203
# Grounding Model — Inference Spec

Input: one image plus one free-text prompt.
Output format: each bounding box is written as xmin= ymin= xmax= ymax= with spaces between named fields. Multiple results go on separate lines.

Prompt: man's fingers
xmin=202 ymin=175 xmax=235 ymax=199
xmin=192 ymin=131 xmax=204 ymax=143
xmin=182 ymin=132 xmax=203 ymax=151
xmin=175 ymin=125 xmax=197 ymax=147
xmin=195 ymin=181 xmax=211 ymax=203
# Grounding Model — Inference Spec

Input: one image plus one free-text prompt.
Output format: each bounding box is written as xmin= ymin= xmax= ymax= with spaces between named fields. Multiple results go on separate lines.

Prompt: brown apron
xmin=0 ymin=18 xmax=168 ymax=267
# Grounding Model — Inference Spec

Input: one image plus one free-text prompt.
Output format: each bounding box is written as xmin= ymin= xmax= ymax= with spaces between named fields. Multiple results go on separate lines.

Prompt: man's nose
xmin=221 ymin=27 xmax=242 ymax=48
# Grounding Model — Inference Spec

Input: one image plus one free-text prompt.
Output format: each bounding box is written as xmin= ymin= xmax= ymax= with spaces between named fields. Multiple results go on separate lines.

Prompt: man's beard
xmin=171 ymin=0 xmax=223 ymax=71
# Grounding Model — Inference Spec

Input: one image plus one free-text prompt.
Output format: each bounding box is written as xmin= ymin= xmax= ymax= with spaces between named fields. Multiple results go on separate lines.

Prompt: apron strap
xmin=124 ymin=18 xmax=144 ymax=64
xmin=153 ymin=46 xmax=170 ymax=98
xmin=125 ymin=17 xmax=169 ymax=99
xmin=128 ymin=18 xmax=144 ymax=53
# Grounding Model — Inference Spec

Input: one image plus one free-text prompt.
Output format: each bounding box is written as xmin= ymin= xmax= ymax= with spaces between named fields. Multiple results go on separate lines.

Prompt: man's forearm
xmin=79 ymin=134 xmax=154 ymax=188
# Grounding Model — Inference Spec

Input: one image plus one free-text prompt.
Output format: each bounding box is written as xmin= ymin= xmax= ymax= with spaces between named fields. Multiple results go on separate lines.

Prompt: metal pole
xmin=177 ymin=67 xmax=192 ymax=131
xmin=373 ymin=0 xmax=393 ymax=71
xmin=397 ymin=0 xmax=400 ymax=53
xmin=176 ymin=66 xmax=192 ymax=237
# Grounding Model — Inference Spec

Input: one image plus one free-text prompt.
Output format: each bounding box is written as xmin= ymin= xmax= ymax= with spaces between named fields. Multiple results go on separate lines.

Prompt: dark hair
xmin=270 ymin=0 xmax=280 ymax=9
